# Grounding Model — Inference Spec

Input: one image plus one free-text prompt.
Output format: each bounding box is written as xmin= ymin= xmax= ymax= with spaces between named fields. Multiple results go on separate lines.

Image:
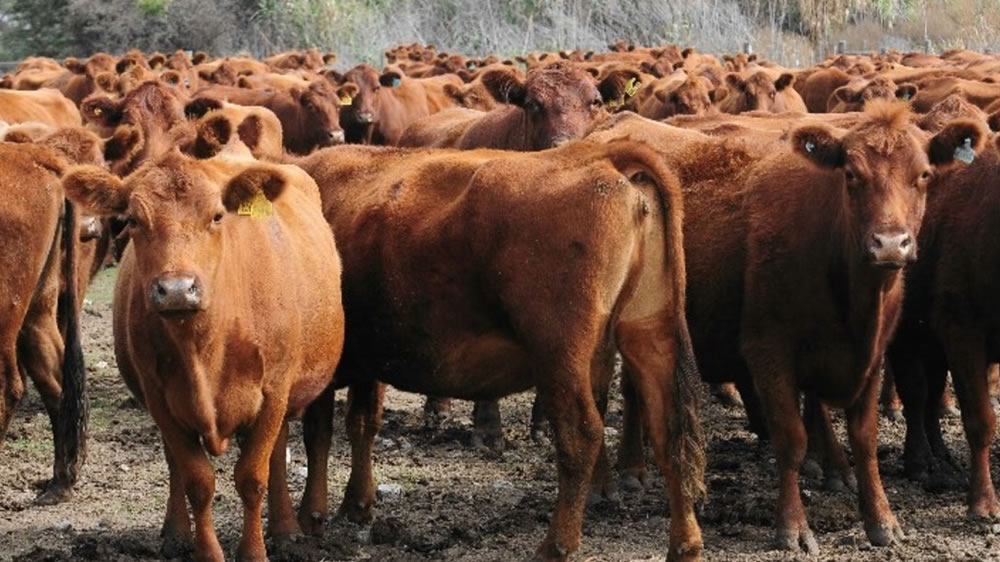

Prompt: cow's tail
xmin=608 ymin=140 xmax=706 ymax=506
xmin=48 ymin=199 xmax=88 ymax=501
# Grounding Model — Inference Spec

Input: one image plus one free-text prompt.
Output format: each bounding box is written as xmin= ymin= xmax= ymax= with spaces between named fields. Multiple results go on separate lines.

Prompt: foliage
xmin=0 ymin=0 xmax=997 ymax=66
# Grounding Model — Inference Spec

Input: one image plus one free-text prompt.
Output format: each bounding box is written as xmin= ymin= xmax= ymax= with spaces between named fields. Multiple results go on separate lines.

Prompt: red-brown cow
xmin=192 ymin=80 xmax=349 ymax=154
xmin=718 ymin=70 xmax=806 ymax=114
xmin=297 ymin=140 xmax=705 ymax=561
xmin=827 ymin=76 xmax=917 ymax=112
xmin=0 ymin=126 xmax=106 ymax=505
xmin=0 ymin=88 xmax=81 ymax=127
xmin=399 ymin=62 xmax=639 ymax=150
xmin=62 ymin=145 xmax=345 ymax=561
xmin=338 ymin=64 xmax=462 ymax=145
xmin=886 ymin=133 xmax=1000 ymax=521
xmin=589 ymin=104 xmax=984 ymax=553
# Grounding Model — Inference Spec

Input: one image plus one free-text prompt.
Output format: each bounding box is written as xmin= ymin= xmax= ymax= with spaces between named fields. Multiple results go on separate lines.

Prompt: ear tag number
xmin=238 ymin=192 xmax=273 ymax=218
xmin=954 ymin=137 xmax=975 ymax=165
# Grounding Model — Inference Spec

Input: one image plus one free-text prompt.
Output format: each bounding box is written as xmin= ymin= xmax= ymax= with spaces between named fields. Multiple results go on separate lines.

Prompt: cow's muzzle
xmin=356 ymin=112 xmax=375 ymax=124
xmin=867 ymin=230 xmax=914 ymax=269
xmin=150 ymin=274 xmax=203 ymax=315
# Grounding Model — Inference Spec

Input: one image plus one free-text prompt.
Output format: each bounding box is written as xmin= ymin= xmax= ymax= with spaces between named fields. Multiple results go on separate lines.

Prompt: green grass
xmin=85 ymin=266 xmax=118 ymax=307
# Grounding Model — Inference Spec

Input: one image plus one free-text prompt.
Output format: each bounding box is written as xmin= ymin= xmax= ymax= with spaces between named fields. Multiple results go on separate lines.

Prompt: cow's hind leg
xmin=615 ymin=369 xmax=647 ymax=492
xmin=0 ymin=346 xmax=23 ymax=450
xmin=588 ymin=345 xmax=620 ymax=506
xmin=299 ymin=386 xmax=334 ymax=536
xmin=534 ymin=354 xmax=603 ymax=561
xmin=266 ymin=421 xmax=299 ymax=542
xmin=338 ymin=380 xmax=385 ymax=523
xmin=471 ymin=399 xmax=504 ymax=450
xmin=618 ymin=319 xmax=703 ymax=562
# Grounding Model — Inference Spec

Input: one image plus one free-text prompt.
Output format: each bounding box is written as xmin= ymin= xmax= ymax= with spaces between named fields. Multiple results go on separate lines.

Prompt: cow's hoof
xmin=530 ymin=427 xmax=550 ymax=447
xmin=337 ymin=500 xmax=374 ymax=524
xmin=865 ymin=518 xmax=905 ymax=546
xmin=968 ymin=499 xmax=1000 ymax=521
xmin=533 ymin=540 xmax=571 ymax=561
xmin=297 ymin=510 xmax=326 ymax=537
xmin=824 ymin=472 xmax=858 ymax=494
xmin=881 ymin=407 xmax=904 ymax=423
xmin=939 ymin=404 xmax=961 ymax=418
xmin=800 ymin=458 xmax=822 ymax=480
xmin=160 ymin=534 xmax=192 ymax=560
xmin=34 ymin=480 xmax=72 ymax=506
xmin=619 ymin=471 xmax=647 ymax=493
xmin=666 ymin=539 xmax=702 ymax=562
xmin=471 ymin=432 xmax=505 ymax=451
xmin=775 ymin=527 xmax=819 ymax=554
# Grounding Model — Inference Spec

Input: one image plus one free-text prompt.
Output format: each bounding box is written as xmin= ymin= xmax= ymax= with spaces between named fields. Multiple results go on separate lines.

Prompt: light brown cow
xmin=62 ymin=144 xmax=345 ymax=561
xmin=297 ymin=140 xmax=705 ymax=561
xmin=718 ymin=70 xmax=806 ymax=114
xmin=0 ymin=89 xmax=81 ymax=127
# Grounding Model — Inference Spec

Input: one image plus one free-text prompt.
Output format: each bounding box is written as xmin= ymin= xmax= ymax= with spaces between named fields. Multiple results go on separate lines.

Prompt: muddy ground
xmin=2 ymin=266 xmax=999 ymax=561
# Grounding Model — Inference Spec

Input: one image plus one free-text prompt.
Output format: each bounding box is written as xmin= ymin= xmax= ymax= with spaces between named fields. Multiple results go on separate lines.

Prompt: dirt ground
xmin=2 ymin=266 xmax=999 ymax=562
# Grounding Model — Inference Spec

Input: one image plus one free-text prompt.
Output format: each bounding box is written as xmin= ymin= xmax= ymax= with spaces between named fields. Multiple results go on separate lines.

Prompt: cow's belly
xmin=796 ymin=340 xmax=876 ymax=408
xmin=377 ymin=331 xmax=535 ymax=401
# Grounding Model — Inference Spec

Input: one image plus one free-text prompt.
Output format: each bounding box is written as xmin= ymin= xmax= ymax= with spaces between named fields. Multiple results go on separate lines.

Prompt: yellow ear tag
xmin=93 ymin=107 xmax=102 ymax=116
xmin=237 ymin=192 xmax=273 ymax=218
xmin=624 ymin=77 xmax=640 ymax=98
xmin=340 ymin=95 xmax=353 ymax=106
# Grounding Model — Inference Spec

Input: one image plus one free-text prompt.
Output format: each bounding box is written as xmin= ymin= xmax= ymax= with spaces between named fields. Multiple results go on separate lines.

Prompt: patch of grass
xmin=85 ymin=266 xmax=118 ymax=307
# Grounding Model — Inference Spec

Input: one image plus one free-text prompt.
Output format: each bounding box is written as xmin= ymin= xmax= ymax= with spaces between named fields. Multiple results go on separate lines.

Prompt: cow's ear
xmin=64 ymin=57 xmax=86 ymax=74
xmin=81 ymin=95 xmax=123 ymax=128
xmin=236 ymin=115 xmax=263 ymax=151
xmin=188 ymin=114 xmax=232 ymax=159
xmin=161 ymin=70 xmax=181 ymax=86
xmin=149 ymin=53 xmax=166 ymax=69
xmin=192 ymin=51 xmax=209 ymax=65
xmin=103 ymin=125 xmax=142 ymax=163
xmin=987 ymin=110 xmax=1000 ymax=133
xmin=928 ymin=119 xmax=986 ymax=168
xmin=791 ymin=125 xmax=845 ymax=169
xmin=379 ymin=71 xmax=402 ymax=87
xmin=323 ymin=52 xmax=337 ymax=65
xmin=481 ymin=69 xmax=526 ymax=106
xmin=774 ymin=73 xmax=794 ymax=91
xmin=443 ymin=83 xmax=463 ymax=102
xmin=94 ymin=72 xmax=117 ymax=93
xmin=322 ymin=69 xmax=344 ymax=84
xmin=62 ymin=166 xmax=130 ymax=216
xmin=236 ymin=76 xmax=254 ymax=89
xmin=223 ymin=166 xmax=289 ymax=212
xmin=185 ymin=97 xmax=223 ymax=119
xmin=710 ymin=87 xmax=728 ymax=103
xmin=833 ymin=86 xmax=859 ymax=103
xmin=681 ymin=47 xmax=695 ymax=59
xmin=336 ymin=83 xmax=359 ymax=105
xmin=599 ymin=70 xmax=642 ymax=104
xmin=748 ymin=53 xmax=758 ymax=62
xmin=895 ymin=83 xmax=917 ymax=101
xmin=725 ymin=73 xmax=745 ymax=92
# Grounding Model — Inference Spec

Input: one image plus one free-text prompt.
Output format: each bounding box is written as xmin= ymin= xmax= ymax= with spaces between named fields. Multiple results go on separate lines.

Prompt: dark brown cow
xmin=62 ymin=145 xmax=345 ymax=561
xmin=886 ymin=134 xmax=1000 ymax=521
xmin=193 ymin=81 xmax=349 ymax=154
xmin=297 ymin=140 xmax=705 ymax=561
xmin=718 ymin=70 xmax=806 ymax=114
xmin=0 ymin=126 xmax=105 ymax=505
xmin=399 ymin=62 xmax=639 ymax=150
xmin=589 ymin=104 xmax=984 ymax=553
xmin=797 ymin=67 xmax=851 ymax=112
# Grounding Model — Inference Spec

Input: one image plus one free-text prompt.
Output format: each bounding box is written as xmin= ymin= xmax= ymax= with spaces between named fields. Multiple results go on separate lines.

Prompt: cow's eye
xmin=525 ymin=100 xmax=543 ymax=114
xmin=213 ymin=213 xmax=223 ymax=225
xmin=126 ymin=216 xmax=138 ymax=228
xmin=921 ymin=170 xmax=932 ymax=181
xmin=590 ymin=98 xmax=603 ymax=108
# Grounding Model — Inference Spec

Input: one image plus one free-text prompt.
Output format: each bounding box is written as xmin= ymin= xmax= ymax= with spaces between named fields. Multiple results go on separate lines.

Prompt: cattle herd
xmin=2 ymin=39 xmax=1000 ymax=561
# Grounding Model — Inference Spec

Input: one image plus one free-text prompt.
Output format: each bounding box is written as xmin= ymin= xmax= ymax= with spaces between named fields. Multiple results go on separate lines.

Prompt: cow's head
xmin=829 ymin=77 xmax=917 ymax=112
xmin=481 ymin=62 xmax=637 ymax=149
xmin=63 ymin=152 xmax=290 ymax=318
xmin=655 ymin=76 xmax=719 ymax=117
xmin=791 ymin=101 xmax=986 ymax=268
xmin=443 ymin=81 xmax=499 ymax=111
xmin=293 ymin=80 xmax=346 ymax=147
xmin=342 ymin=64 xmax=399 ymax=125
xmin=722 ymin=71 xmax=797 ymax=113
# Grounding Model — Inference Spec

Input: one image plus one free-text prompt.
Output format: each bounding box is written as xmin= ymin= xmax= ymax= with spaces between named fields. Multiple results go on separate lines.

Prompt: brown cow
xmin=338 ymin=64 xmax=463 ymax=145
xmin=297 ymin=140 xmax=705 ymax=561
xmin=827 ymin=77 xmax=917 ymax=113
xmin=399 ymin=62 xmax=639 ymax=150
xmin=193 ymin=80 xmax=349 ymax=154
xmin=636 ymin=74 xmax=720 ymax=120
xmin=184 ymin=97 xmax=285 ymax=160
xmin=589 ymin=103 xmax=984 ymax=552
xmin=0 ymin=89 xmax=81 ymax=127
xmin=0 ymin=126 xmax=106 ymax=505
xmin=885 ymin=133 xmax=1000 ymax=521
xmin=81 ymin=80 xmax=187 ymax=176
xmin=62 ymin=144 xmax=345 ymax=561
xmin=797 ymin=67 xmax=851 ymax=113
xmin=718 ymin=70 xmax=806 ymax=114
xmin=48 ymin=53 xmax=118 ymax=106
